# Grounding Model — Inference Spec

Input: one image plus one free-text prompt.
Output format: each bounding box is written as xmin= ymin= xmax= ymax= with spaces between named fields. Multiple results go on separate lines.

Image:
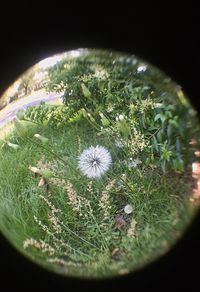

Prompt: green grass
xmin=0 ymin=115 xmax=197 ymax=279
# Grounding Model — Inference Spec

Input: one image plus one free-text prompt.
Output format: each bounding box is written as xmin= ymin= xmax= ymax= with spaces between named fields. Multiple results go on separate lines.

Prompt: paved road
xmin=0 ymin=91 xmax=63 ymax=128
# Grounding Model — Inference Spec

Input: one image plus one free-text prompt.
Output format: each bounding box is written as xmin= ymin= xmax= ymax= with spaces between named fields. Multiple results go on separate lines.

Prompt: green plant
xmin=22 ymin=102 xmax=77 ymax=128
xmin=45 ymin=49 xmax=200 ymax=172
xmin=0 ymin=119 xmax=195 ymax=278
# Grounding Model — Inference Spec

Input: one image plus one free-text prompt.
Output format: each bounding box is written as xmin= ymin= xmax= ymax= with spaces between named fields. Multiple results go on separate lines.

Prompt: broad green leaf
xmin=152 ymin=136 xmax=159 ymax=151
xmin=81 ymin=83 xmax=92 ymax=99
xmin=116 ymin=120 xmax=131 ymax=137
xmin=99 ymin=113 xmax=110 ymax=127
xmin=34 ymin=134 xmax=49 ymax=144
xmin=156 ymin=129 xmax=163 ymax=142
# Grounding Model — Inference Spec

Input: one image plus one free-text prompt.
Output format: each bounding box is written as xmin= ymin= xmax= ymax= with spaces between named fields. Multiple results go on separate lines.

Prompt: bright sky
xmin=1 ymin=49 xmax=85 ymax=100
xmin=38 ymin=50 xmax=84 ymax=70
xmin=38 ymin=55 xmax=64 ymax=70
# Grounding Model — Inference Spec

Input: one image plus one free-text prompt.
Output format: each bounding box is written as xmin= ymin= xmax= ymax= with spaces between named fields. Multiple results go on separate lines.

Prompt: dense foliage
xmin=20 ymin=102 xmax=76 ymax=128
xmin=0 ymin=50 xmax=198 ymax=278
xmin=45 ymin=50 xmax=200 ymax=172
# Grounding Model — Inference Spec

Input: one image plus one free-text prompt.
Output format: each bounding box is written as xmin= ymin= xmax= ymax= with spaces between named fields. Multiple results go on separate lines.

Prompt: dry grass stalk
xmin=77 ymin=136 xmax=81 ymax=155
xmin=39 ymin=195 xmax=62 ymax=234
xmin=65 ymin=180 xmax=80 ymax=212
xmin=127 ymin=218 xmax=137 ymax=238
xmin=48 ymin=214 xmax=62 ymax=234
xmin=47 ymin=257 xmax=82 ymax=267
xmin=50 ymin=177 xmax=91 ymax=217
xmin=39 ymin=195 xmax=59 ymax=214
xmin=99 ymin=179 xmax=116 ymax=218
xmin=34 ymin=215 xmax=51 ymax=234
xmin=37 ymin=155 xmax=58 ymax=173
xmin=87 ymin=180 xmax=93 ymax=194
xmin=33 ymin=215 xmax=69 ymax=252
xmin=50 ymin=177 xmax=66 ymax=188
xmin=36 ymin=155 xmax=46 ymax=168
xmin=28 ymin=166 xmax=41 ymax=175
xmin=38 ymin=177 xmax=46 ymax=187
xmin=23 ymin=238 xmax=55 ymax=255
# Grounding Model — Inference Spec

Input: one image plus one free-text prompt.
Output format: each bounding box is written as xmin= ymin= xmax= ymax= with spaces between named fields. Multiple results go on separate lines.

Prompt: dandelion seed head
xmin=78 ymin=145 xmax=112 ymax=178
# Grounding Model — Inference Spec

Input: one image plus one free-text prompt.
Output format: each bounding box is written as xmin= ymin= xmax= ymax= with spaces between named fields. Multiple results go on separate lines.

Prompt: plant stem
xmin=25 ymin=136 xmax=67 ymax=165
xmin=84 ymin=115 xmax=101 ymax=131
xmin=120 ymin=176 xmax=135 ymax=193
xmin=23 ymin=118 xmax=40 ymax=126
xmin=41 ymin=226 xmax=92 ymax=259
xmin=148 ymin=127 xmax=162 ymax=140
xmin=58 ymin=220 xmax=101 ymax=250
xmin=88 ymin=202 xmax=109 ymax=250
xmin=52 ymin=234 xmax=92 ymax=259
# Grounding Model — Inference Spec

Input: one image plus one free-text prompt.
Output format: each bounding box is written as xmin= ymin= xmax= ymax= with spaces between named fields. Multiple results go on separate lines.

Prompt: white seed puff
xmin=78 ymin=145 xmax=112 ymax=178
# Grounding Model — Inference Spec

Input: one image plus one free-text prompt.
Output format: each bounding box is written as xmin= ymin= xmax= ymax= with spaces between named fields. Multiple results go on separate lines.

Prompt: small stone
xmin=124 ymin=204 xmax=133 ymax=214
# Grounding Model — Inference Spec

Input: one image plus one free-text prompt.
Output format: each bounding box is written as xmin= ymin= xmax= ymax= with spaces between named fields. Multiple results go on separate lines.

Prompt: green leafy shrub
xmin=23 ymin=102 xmax=76 ymax=128
xmin=44 ymin=49 xmax=200 ymax=172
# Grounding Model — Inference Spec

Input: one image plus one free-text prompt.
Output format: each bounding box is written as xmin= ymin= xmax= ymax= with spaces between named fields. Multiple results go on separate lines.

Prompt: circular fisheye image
xmin=0 ymin=48 xmax=199 ymax=278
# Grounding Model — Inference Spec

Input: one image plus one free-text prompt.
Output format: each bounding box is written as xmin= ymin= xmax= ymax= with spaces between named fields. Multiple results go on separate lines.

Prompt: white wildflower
xmin=91 ymin=64 xmax=109 ymax=80
xmin=137 ymin=65 xmax=147 ymax=72
xmin=78 ymin=145 xmax=112 ymax=178
xmin=115 ymin=139 xmax=124 ymax=148
xmin=118 ymin=114 xmax=125 ymax=121
xmin=116 ymin=114 xmax=125 ymax=121
xmin=106 ymin=103 xmax=114 ymax=113
xmin=7 ymin=142 xmax=20 ymax=150
xmin=128 ymin=158 xmax=142 ymax=168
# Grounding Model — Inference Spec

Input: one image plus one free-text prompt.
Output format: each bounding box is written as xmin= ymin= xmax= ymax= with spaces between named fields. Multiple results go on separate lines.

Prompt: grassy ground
xmin=0 ymin=114 xmax=197 ymax=278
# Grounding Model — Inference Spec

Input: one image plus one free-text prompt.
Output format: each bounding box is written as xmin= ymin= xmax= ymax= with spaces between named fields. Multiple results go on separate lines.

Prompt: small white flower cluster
xmin=116 ymin=114 xmax=125 ymax=121
xmin=78 ymin=145 xmax=112 ymax=178
xmin=129 ymin=127 xmax=148 ymax=155
xmin=136 ymin=97 xmax=156 ymax=114
xmin=126 ymin=158 xmax=142 ymax=168
xmin=106 ymin=103 xmax=114 ymax=113
xmin=80 ymin=73 xmax=94 ymax=82
xmin=91 ymin=64 xmax=109 ymax=80
xmin=137 ymin=64 xmax=147 ymax=73
xmin=115 ymin=138 xmax=124 ymax=148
